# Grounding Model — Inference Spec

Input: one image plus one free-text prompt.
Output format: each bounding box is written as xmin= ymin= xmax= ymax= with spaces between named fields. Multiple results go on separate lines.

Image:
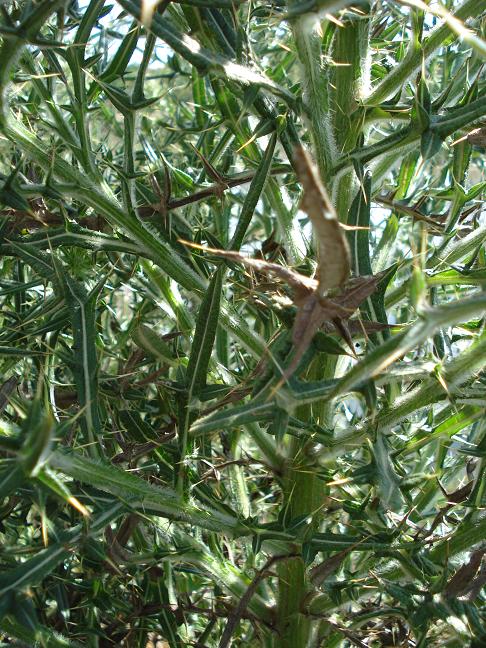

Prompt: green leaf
xmin=347 ymin=168 xmax=373 ymax=277
xmin=7 ymin=241 xmax=57 ymax=281
xmin=118 ymin=0 xmax=296 ymax=107
xmin=0 ymin=617 xmax=84 ymax=647
xmin=186 ymin=268 xmax=223 ymax=398
xmin=0 ymin=503 xmax=124 ymax=597
xmin=132 ymin=324 xmax=179 ymax=365
xmin=427 ymin=223 xmax=486 ymax=269
xmin=372 ymin=432 xmax=404 ymax=512
xmin=230 ymin=132 xmax=277 ymax=251
xmin=327 ymin=292 xmax=486 ymax=401
xmin=420 ymin=129 xmax=443 ymax=160
xmin=19 ymin=402 xmax=55 ymax=477
xmin=3 ymin=224 xmax=144 ymax=256
xmin=413 ymin=74 xmax=431 ymax=131
xmin=0 ymin=185 xmax=31 ymax=212
xmin=191 ymin=400 xmax=275 ymax=437
xmin=268 ymin=407 xmax=289 ymax=444
xmin=0 ymin=464 xmax=25 ymax=501
xmin=64 ymin=276 xmax=102 ymax=457
xmin=97 ymin=78 xmax=161 ymax=114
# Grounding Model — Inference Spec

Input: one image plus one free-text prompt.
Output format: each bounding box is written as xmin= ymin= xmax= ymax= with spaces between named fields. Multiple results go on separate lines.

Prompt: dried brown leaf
xmin=180 ymin=240 xmax=384 ymax=381
xmin=337 ymin=274 xmax=384 ymax=310
xmin=322 ymin=319 xmax=393 ymax=337
xmin=190 ymin=143 xmax=228 ymax=186
xmin=444 ymin=548 xmax=485 ymax=597
xmin=284 ymin=294 xmax=329 ymax=379
xmin=281 ymin=287 xmax=374 ymax=380
xmin=293 ymin=146 xmax=351 ymax=295
xmin=0 ymin=376 xmax=17 ymax=414
xmin=179 ymin=240 xmax=316 ymax=296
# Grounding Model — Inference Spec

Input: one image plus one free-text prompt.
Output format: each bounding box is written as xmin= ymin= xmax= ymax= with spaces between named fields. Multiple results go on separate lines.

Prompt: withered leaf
xmin=181 ymin=148 xmax=382 ymax=382
xmin=465 ymin=562 xmax=486 ymax=601
xmin=179 ymin=241 xmax=317 ymax=299
xmin=310 ymin=537 xmax=366 ymax=586
xmin=286 ymin=275 xmax=383 ymax=378
xmin=322 ymin=319 xmax=393 ymax=337
xmin=335 ymin=274 xmax=385 ymax=310
xmin=0 ymin=376 xmax=17 ymax=414
xmin=293 ymin=146 xmax=351 ymax=295
xmin=444 ymin=548 xmax=485 ymax=598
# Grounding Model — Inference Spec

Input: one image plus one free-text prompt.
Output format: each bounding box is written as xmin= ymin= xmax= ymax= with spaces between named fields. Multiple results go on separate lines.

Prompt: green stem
xmin=273 ymin=6 xmax=371 ymax=643
xmin=288 ymin=11 xmax=336 ymax=180
xmin=329 ymin=10 xmax=371 ymax=219
xmin=122 ymin=31 xmax=154 ymax=213
xmin=276 ymin=445 xmax=322 ymax=647
xmin=69 ymin=0 xmax=106 ymax=178
xmin=275 ymin=358 xmax=331 ymax=646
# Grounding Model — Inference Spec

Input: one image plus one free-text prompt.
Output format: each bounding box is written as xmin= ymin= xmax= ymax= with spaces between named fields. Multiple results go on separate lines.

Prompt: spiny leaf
xmin=19 ymin=403 xmax=55 ymax=478
xmin=0 ymin=504 xmax=125 ymax=597
xmin=118 ymin=0 xmax=296 ymax=106
xmin=0 ymin=465 xmax=25 ymax=501
xmin=186 ymin=267 xmax=227 ymax=397
xmin=64 ymin=276 xmax=102 ymax=458
xmin=49 ymin=450 xmax=248 ymax=534
xmin=372 ymin=432 xmax=404 ymax=512
xmin=0 ymin=617 xmax=84 ymax=648
xmin=230 ymin=132 xmax=278 ymax=251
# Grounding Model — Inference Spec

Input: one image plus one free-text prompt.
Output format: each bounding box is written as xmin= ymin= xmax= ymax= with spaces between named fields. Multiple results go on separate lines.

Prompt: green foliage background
xmin=0 ymin=0 xmax=486 ymax=646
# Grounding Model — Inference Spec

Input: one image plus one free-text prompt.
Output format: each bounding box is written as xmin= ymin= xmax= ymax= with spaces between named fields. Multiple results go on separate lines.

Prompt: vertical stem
xmin=70 ymin=0 xmax=106 ymax=179
xmin=276 ymin=452 xmax=323 ymax=646
xmin=122 ymin=32 xmax=155 ymax=214
xmin=275 ymin=360 xmax=328 ymax=646
xmin=276 ymin=5 xmax=337 ymax=642
xmin=275 ymin=5 xmax=370 ymax=644
xmin=288 ymin=11 xmax=336 ymax=181
xmin=330 ymin=10 xmax=371 ymax=221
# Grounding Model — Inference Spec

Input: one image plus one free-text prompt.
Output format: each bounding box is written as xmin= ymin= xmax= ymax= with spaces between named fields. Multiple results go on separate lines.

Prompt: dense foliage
xmin=0 ymin=0 xmax=486 ymax=646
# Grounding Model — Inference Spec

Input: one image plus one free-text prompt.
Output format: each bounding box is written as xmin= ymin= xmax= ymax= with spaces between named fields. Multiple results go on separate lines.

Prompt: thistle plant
xmin=0 ymin=1 xmax=486 ymax=647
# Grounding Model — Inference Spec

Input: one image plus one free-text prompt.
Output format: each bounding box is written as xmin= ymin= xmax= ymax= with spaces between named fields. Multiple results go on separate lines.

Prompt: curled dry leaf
xmin=182 ymin=147 xmax=383 ymax=382
xmin=293 ymin=146 xmax=351 ymax=295
xmin=178 ymin=243 xmax=317 ymax=297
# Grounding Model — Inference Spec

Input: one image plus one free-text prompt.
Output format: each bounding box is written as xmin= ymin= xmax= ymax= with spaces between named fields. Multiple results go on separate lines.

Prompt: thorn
xmin=332 ymin=319 xmax=357 ymax=358
xmin=190 ymin=143 xmax=227 ymax=186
